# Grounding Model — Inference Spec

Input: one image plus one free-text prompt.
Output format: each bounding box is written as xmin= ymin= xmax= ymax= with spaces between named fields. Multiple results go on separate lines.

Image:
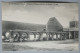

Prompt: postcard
xmin=2 ymin=1 xmax=79 ymax=51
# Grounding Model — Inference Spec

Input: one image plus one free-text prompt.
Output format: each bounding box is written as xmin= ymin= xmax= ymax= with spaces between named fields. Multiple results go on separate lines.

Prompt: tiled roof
xmin=63 ymin=28 xmax=78 ymax=31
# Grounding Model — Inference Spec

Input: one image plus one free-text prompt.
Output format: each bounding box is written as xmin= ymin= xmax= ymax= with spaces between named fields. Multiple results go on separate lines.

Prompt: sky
xmin=2 ymin=2 xmax=78 ymax=28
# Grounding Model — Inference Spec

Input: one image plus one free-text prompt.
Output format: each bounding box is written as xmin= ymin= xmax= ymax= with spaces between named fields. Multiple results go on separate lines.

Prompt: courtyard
xmin=2 ymin=39 xmax=79 ymax=51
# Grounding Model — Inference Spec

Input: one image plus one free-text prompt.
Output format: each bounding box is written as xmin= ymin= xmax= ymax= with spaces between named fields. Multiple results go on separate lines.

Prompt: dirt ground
xmin=2 ymin=39 xmax=79 ymax=51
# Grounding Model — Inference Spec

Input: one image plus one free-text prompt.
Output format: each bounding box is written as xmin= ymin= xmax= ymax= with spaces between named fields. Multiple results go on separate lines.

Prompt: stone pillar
xmin=9 ymin=31 xmax=14 ymax=42
xmin=34 ymin=34 xmax=36 ymax=41
xmin=38 ymin=34 xmax=41 ymax=41
xmin=61 ymin=33 xmax=64 ymax=40
xmin=51 ymin=33 xmax=53 ymax=40
xmin=63 ymin=33 xmax=66 ymax=40
xmin=60 ymin=33 xmax=62 ymax=40
xmin=74 ymin=32 xmax=75 ymax=39
xmin=56 ymin=33 xmax=58 ymax=40
xmin=48 ymin=34 xmax=51 ymax=40
xmin=64 ymin=33 xmax=66 ymax=40
xmin=40 ymin=33 xmax=43 ymax=41
xmin=63 ymin=33 xmax=65 ymax=40
xmin=40 ymin=35 xmax=42 ymax=41
xmin=49 ymin=34 xmax=50 ymax=38
xmin=52 ymin=34 xmax=54 ymax=40
xmin=69 ymin=32 xmax=71 ymax=39
xmin=76 ymin=32 xmax=78 ymax=38
xmin=27 ymin=33 xmax=30 ymax=41
xmin=18 ymin=32 xmax=22 ymax=42
xmin=46 ymin=34 xmax=49 ymax=41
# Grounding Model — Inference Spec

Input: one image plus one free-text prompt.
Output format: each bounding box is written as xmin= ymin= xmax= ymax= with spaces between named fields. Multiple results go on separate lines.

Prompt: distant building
xmin=69 ymin=20 xmax=79 ymax=39
xmin=63 ymin=18 xmax=79 ymax=39
xmin=70 ymin=21 xmax=78 ymax=28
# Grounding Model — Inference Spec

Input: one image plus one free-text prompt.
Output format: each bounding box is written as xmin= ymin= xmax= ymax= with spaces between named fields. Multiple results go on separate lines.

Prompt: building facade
xmin=69 ymin=20 xmax=79 ymax=39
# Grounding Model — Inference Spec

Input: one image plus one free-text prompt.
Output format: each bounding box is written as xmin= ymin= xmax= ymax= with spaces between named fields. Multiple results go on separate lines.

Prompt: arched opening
xmin=53 ymin=33 xmax=57 ymax=40
xmin=29 ymin=32 xmax=35 ymax=41
xmin=21 ymin=32 xmax=28 ymax=41
xmin=5 ymin=31 xmax=11 ymax=39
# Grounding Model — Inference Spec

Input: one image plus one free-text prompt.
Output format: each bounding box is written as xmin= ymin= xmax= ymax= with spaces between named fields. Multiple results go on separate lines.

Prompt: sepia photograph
xmin=2 ymin=2 xmax=79 ymax=51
